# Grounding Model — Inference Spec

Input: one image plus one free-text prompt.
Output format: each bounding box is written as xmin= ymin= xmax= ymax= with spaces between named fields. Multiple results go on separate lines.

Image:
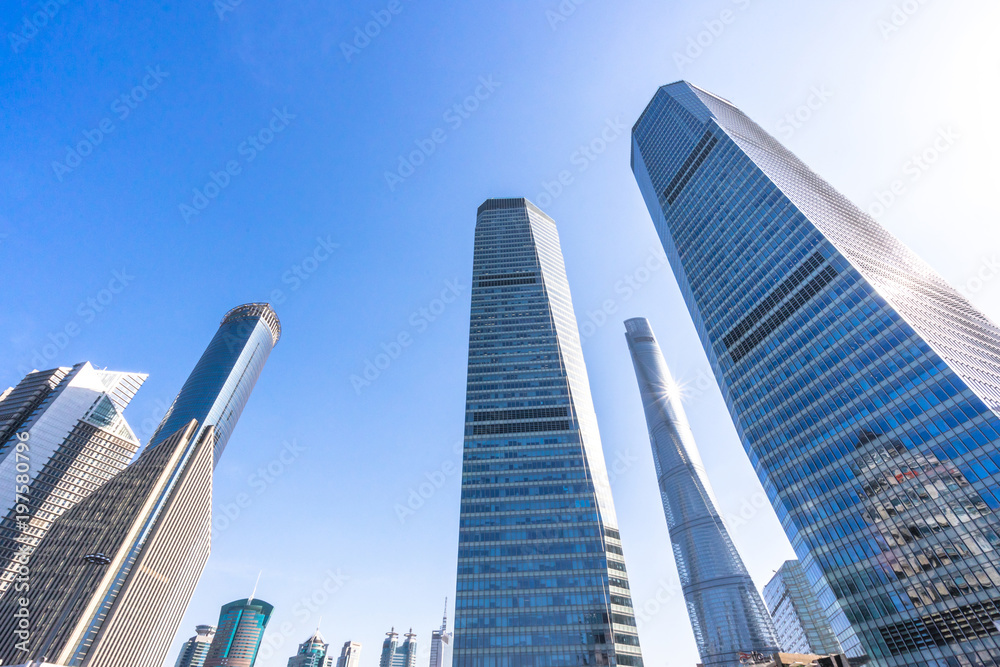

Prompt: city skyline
xmin=3 ymin=3 xmax=998 ymax=667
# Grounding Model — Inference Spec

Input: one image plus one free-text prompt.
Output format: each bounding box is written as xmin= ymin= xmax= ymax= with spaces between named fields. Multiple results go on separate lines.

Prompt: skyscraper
xmin=205 ymin=597 xmax=275 ymax=667
xmin=335 ymin=641 xmax=362 ymax=667
xmin=176 ymin=625 xmax=218 ymax=667
xmin=631 ymin=81 xmax=1000 ymax=665
xmin=764 ymin=561 xmax=843 ymax=656
xmin=287 ymin=628 xmax=334 ymax=667
xmin=624 ymin=317 xmax=778 ymax=666
xmin=0 ymin=304 xmax=279 ymax=666
xmin=379 ymin=629 xmax=417 ymax=667
xmin=0 ymin=362 xmax=146 ymax=593
xmin=0 ymin=420 xmax=214 ymax=666
xmin=429 ymin=600 xmax=450 ymax=667
xmin=454 ymin=198 xmax=643 ymax=667
xmin=149 ymin=302 xmax=281 ymax=463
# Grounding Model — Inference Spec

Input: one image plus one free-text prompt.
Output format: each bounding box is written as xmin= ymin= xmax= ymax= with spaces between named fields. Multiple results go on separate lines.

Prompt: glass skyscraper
xmin=334 ymin=641 xmax=362 ymax=667
xmin=430 ymin=600 xmax=451 ymax=667
xmin=0 ymin=362 xmax=146 ymax=594
xmin=379 ymin=629 xmax=417 ymax=667
xmin=623 ymin=317 xmax=778 ymax=666
xmin=175 ymin=625 xmax=218 ymax=667
xmin=454 ymin=198 xmax=642 ymax=667
xmin=631 ymin=81 xmax=1000 ymax=666
xmin=149 ymin=302 xmax=281 ymax=463
xmin=764 ymin=560 xmax=844 ymax=656
xmin=205 ymin=597 xmax=274 ymax=667
xmin=287 ymin=629 xmax=334 ymax=667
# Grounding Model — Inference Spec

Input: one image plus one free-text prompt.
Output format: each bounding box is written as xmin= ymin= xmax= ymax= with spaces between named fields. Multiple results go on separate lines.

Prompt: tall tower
xmin=624 ymin=317 xmax=778 ymax=666
xmin=204 ymin=597 xmax=275 ymax=667
xmin=287 ymin=628 xmax=333 ymax=667
xmin=631 ymin=81 xmax=1000 ymax=665
xmin=0 ymin=420 xmax=214 ymax=666
xmin=454 ymin=198 xmax=643 ymax=667
xmin=0 ymin=362 xmax=146 ymax=593
xmin=0 ymin=304 xmax=278 ymax=666
xmin=335 ymin=641 xmax=362 ymax=667
xmin=175 ymin=625 xmax=217 ymax=667
xmin=149 ymin=302 xmax=281 ymax=463
xmin=379 ymin=628 xmax=416 ymax=667
xmin=764 ymin=561 xmax=844 ymax=656
xmin=428 ymin=599 xmax=450 ymax=667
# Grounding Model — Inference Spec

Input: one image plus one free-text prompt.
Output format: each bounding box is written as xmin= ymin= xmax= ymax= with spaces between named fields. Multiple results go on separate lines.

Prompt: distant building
xmin=335 ymin=641 xmax=362 ymax=667
xmin=175 ymin=625 xmax=217 ymax=667
xmin=287 ymin=629 xmax=333 ymax=667
xmin=0 ymin=362 xmax=146 ymax=593
xmin=379 ymin=629 xmax=417 ymax=667
xmin=428 ymin=600 xmax=450 ymax=667
xmin=764 ymin=561 xmax=843 ymax=656
xmin=205 ymin=597 xmax=275 ymax=667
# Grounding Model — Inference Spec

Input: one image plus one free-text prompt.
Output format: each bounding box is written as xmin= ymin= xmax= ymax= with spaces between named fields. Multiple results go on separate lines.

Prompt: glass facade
xmin=205 ymin=597 xmax=274 ymax=667
xmin=149 ymin=302 xmax=281 ymax=464
xmin=454 ymin=198 xmax=642 ymax=667
xmin=764 ymin=560 xmax=844 ymax=656
xmin=175 ymin=625 xmax=217 ymax=667
xmin=631 ymin=81 xmax=1000 ymax=666
xmin=335 ymin=641 xmax=363 ymax=667
xmin=379 ymin=629 xmax=417 ymax=667
xmin=624 ymin=317 xmax=778 ymax=666
xmin=287 ymin=629 xmax=333 ymax=667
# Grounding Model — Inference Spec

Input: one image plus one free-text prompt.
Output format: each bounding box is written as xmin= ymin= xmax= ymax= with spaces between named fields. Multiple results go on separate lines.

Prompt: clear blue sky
xmin=2 ymin=1 xmax=999 ymax=665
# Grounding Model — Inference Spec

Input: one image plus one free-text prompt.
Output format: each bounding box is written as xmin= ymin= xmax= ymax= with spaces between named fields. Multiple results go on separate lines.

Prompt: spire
xmin=441 ymin=597 xmax=448 ymax=632
xmin=249 ymin=570 xmax=261 ymax=605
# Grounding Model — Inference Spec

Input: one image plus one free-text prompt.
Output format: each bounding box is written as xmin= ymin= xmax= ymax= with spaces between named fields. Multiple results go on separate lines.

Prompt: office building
xmin=429 ymin=600 xmax=450 ymax=667
xmin=764 ymin=561 xmax=844 ymax=656
xmin=379 ymin=629 xmax=416 ymax=667
xmin=175 ymin=625 xmax=217 ymax=667
xmin=204 ymin=597 xmax=274 ymax=667
xmin=0 ymin=363 xmax=146 ymax=593
xmin=625 ymin=317 xmax=779 ymax=666
xmin=335 ymin=641 xmax=362 ymax=667
xmin=454 ymin=198 xmax=643 ymax=667
xmin=0 ymin=421 xmax=213 ymax=666
xmin=287 ymin=628 xmax=334 ymax=667
xmin=631 ymin=80 xmax=1000 ymax=665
